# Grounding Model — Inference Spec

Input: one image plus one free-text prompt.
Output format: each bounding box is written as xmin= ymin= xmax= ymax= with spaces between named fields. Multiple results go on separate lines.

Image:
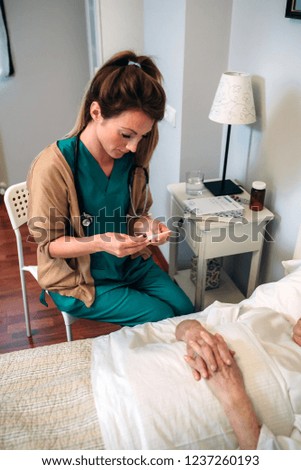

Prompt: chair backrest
xmin=4 ymin=181 xmax=29 ymax=229
xmin=4 ymin=181 xmax=81 ymax=341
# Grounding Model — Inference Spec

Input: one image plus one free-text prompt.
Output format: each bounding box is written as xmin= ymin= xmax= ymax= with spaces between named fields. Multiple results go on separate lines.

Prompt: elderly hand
xmin=293 ymin=318 xmax=301 ymax=346
xmin=176 ymin=320 xmax=235 ymax=380
xmin=185 ymin=337 xmax=261 ymax=450
xmin=185 ymin=334 xmax=242 ymax=396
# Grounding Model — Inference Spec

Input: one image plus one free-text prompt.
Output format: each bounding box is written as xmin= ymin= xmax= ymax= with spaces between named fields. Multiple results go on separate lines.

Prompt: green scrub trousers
xmin=49 ymin=137 xmax=194 ymax=326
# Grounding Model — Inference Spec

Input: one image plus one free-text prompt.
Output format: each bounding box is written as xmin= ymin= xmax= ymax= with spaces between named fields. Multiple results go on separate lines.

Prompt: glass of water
xmin=185 ymin=170 xmax=204 ymax=196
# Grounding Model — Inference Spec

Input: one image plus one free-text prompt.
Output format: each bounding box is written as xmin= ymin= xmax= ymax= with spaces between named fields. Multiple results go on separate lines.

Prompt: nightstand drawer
xmin=194 ymin=222 xmax=265 ymax=259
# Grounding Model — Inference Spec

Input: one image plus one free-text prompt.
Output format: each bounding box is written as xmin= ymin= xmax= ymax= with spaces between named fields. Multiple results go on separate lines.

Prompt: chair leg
xmin=23 ymin=303 xmax=32 ymax=337
xmin=66 ymin=324 xmax=73 ymax=342
xmin=61 ymin=311 xmax=76 ymax=342
xmin=20 ymin=270 xmax=32 ymax=337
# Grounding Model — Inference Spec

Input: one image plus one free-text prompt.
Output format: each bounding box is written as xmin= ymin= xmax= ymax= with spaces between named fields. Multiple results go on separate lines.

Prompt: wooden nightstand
xmin=167 ymin=183 xmax=274 ymax=311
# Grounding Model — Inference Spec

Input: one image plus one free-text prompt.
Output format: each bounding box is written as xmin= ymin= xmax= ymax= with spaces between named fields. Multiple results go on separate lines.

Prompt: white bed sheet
xmin=91 ymin=261 xmax=301 ymax=450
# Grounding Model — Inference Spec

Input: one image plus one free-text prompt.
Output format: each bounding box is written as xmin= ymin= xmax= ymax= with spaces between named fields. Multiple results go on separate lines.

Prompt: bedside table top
xmin=167 ymin=182 xmax=274 ymax=226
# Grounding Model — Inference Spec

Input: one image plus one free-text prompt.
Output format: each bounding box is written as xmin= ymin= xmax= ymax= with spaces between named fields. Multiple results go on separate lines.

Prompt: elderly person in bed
xmin=93 ymin=259 xmax=301 ymax=450
xmin=176 ymin=316 xmax=301 ymax=450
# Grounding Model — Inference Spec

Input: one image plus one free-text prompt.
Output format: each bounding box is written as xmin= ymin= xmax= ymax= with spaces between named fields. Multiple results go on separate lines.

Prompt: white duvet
xmin=91 ymin=260 xmax=301 ymax=450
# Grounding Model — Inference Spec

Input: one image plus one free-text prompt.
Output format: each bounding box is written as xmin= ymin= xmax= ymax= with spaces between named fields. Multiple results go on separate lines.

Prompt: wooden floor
xmin=0 ymin=199 xmax=168 ymax=354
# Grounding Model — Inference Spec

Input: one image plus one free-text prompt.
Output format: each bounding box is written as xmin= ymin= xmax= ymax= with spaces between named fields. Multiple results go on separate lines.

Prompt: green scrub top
xmin=57 ymin=136 xmax=147 ymax=296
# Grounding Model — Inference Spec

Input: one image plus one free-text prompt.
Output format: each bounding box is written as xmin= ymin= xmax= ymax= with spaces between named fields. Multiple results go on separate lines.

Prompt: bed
xmin=1 ymin=257 xmax=301 ymax=450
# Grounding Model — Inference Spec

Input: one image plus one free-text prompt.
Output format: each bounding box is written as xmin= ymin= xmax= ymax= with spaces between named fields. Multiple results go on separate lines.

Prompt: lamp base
xmin=204 ymin=179 xmax=243 ymax=196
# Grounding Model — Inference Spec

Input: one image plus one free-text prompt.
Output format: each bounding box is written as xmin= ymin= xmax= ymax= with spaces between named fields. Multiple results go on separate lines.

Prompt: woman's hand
xmin=133 ymin=217 xmax=171 ymax=246
xmin=148 ymin=221 xmax=171 ymax=246
xmin=96 ymin=232 xmax=150 ymax=257
xmin=176 ymin=320 xmax=235 ymax=380
xmin=293 ymin=318 xmax=301 ymax=346
xmin=49 ymin=232 xmax=150 ymax=259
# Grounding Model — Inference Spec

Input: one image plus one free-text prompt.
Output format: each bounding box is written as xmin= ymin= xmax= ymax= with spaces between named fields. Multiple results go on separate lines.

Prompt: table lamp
xmin=204 ymin=71 xmax=256 ymax=196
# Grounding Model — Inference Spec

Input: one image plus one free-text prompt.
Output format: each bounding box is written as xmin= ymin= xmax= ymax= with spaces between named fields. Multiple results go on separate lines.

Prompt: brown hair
xmin=68 ymin=50 xmax=166 ymax=166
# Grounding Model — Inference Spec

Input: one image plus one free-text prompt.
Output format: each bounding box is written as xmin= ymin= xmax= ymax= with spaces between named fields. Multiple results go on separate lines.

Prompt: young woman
xmin=27 ymin=50 xmax=194 ymax=326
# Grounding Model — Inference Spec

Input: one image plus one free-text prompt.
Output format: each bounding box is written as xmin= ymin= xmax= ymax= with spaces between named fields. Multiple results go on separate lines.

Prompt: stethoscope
xmin=74 ymin=134 xmax=149 ymax=227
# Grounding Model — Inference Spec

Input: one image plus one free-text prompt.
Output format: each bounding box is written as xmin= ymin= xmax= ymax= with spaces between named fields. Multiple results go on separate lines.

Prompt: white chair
xmin=4 ymin=181 xmax=78 ymax=341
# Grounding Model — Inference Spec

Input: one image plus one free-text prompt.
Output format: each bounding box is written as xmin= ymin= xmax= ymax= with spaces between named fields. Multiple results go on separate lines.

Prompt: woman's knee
xmin=132 ymin=298 xmax=175 ymax=325
xmin=151 ymin=303 xmax=175 ymax=322
xmin=171 ymin=290 xmax=194 ymax=316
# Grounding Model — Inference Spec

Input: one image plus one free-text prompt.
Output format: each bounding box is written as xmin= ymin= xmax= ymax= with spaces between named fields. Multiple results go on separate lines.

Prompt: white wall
xmin=0 ymin=0 xmax=90 ymax=186
xmin=181 ymin=0 xmax=233 ymax=180
xmin=99 ymin=0 xmax=144 ymax=61
xmin=228 ymin=0 xmax=301 ymax=281
xmin=144 ymin=0 xmax=186 ymax=234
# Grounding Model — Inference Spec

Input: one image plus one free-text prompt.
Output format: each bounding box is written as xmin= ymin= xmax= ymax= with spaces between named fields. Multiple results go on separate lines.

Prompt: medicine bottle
xmin=249 ymin=181 xmax=266 ymax=211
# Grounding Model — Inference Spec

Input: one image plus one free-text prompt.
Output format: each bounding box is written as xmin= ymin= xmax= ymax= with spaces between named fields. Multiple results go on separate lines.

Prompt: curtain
xmin=0 ymin=0 xmax=14 ymax=78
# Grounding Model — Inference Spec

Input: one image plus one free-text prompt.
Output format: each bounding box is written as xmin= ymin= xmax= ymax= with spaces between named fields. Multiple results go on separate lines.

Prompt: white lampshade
xmin=209 ymin=72 xmax=256 ymax=125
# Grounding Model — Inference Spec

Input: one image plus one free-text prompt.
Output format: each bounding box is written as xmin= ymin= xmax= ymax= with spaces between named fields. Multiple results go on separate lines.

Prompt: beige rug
xmin=0 ymin=339 xmax=104 ymax=449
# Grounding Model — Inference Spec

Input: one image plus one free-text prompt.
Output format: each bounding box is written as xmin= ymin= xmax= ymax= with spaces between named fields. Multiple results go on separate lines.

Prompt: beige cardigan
xmin=27 ymin=143 xmax=153 ymax=307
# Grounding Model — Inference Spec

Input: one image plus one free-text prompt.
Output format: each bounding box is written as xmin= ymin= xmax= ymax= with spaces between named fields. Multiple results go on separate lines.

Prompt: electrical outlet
xmin=164 ymin=104 xmax=176 ymax=127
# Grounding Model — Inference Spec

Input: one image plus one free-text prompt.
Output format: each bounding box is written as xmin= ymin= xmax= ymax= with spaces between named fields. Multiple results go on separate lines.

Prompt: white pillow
xmin=244 ymin=260 xmax=301 ymax=324
xmin=282 ymin=258 xmax=301 ymax=275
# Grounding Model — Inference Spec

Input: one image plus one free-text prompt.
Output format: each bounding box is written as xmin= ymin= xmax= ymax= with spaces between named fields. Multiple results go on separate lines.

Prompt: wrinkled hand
xmin=176 ymin=320 xmax=235 ymax=380
xmin=293 ymin=318 xmax=301 ymax=346
xmin=176 ymin=319 xmax=204 ymax=349
xmin=185 ymin=328 xmax=261 ymax=450
xmin=185 ymin=335 xmax=244 ymax=401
